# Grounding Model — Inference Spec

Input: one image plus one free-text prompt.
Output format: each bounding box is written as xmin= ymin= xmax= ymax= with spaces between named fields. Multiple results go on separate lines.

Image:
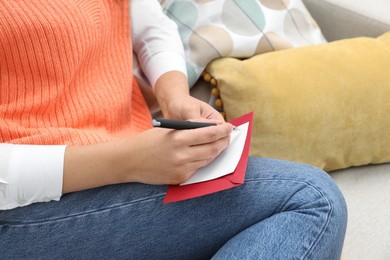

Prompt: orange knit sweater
xmin=0 ymin=0 xmax=152 ymax=145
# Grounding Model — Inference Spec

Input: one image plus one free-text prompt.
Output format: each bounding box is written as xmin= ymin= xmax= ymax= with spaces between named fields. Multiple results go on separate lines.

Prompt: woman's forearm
xmin=63 ymin=142 xmax=126 ymax=194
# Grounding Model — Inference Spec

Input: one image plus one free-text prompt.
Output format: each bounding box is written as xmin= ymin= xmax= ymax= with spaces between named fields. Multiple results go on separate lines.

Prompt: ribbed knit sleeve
xmin=0 ymin=0 xmax=152 ymax=146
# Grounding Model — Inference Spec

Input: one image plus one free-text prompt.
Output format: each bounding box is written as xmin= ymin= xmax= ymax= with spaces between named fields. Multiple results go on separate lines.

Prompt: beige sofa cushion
xmin=303 ymin=0 xmax=390 ymax=41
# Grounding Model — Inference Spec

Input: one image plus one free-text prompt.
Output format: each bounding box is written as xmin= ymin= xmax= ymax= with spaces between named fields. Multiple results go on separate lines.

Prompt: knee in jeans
xmin=306 ymin=166 xmax=348 ymax=230
xmin=270 ymin=159 xmax=348 ymax=227
xmin=248 ymin=157 xmax=348 ymax=228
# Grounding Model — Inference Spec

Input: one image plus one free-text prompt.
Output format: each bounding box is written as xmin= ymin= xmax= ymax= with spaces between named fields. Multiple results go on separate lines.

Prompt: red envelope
xmin=163 ymin=112 xmax=253 ymax=203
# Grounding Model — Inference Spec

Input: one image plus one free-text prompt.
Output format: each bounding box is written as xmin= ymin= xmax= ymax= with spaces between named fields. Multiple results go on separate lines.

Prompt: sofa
xmin=188 ymin=0 xmax=390 ymax=259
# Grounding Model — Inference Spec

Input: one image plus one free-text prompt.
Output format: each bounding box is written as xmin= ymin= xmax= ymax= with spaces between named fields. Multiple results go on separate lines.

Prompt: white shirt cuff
xmin=0 ymin=144 xmax=66 ymax=210
xmin=143 ymin=51 xmax=188 ymax=88
xmin=131 ymin=0 xmax=187 ymax=88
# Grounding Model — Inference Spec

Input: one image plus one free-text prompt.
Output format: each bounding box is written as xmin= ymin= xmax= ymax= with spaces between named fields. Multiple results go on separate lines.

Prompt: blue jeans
xmin=0 ymin=157 xmax=347 ymax=259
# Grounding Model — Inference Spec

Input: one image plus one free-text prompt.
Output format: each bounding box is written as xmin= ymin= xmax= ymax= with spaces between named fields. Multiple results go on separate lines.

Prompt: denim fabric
xmin=0 ymin=157 xmax=347 ymax=259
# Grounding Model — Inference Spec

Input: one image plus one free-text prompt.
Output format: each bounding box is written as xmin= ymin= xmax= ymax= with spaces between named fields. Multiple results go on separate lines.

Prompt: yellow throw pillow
xmin=205 ymin=32 xmax=390 ymax=171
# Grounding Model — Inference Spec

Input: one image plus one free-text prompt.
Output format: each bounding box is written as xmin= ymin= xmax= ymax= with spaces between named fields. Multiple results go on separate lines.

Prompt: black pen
xmin=152 ymin=118 xmax=217 ymax=130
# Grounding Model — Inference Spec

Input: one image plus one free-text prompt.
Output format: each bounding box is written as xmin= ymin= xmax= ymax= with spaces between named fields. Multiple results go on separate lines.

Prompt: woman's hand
xmin=154 ymin=71 xmax=224 ymax=122
xmin=119 ymin=123 xmax=233 ymax=185
xmin=161 ymin=93 xmax=224 ymax=122
xmin=63 ymin=123 xmax=233 ymax=193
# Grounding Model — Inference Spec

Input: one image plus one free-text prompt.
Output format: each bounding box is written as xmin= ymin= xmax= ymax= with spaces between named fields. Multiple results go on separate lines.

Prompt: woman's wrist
xmin=154 ymin=71 xmax=190 ymax=114
xmin=63 ymin=141 xmax=127 ymax=194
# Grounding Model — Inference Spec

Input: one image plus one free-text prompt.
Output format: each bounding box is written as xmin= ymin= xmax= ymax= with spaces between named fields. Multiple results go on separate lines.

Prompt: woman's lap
xmin=0 ymin=157 xmax=347 ymax=259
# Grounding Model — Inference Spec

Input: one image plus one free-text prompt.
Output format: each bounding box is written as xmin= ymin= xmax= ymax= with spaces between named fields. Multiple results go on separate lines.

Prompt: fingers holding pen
xmin=183 ymin=123 xmax=234 ymax=147
xmin=168 ymin=123 xmax=233 ymax=165
xmin=119 ymin=123 xmax=234 ymax=185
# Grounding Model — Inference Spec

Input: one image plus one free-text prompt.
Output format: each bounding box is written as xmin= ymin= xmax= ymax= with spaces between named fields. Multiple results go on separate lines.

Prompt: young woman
xmin=0 ymin=1 xmax=347 ymax=259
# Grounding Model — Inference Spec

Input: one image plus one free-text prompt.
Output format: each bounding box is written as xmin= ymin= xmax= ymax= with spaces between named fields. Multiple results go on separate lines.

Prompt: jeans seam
xmin=245 ymin=177 xmax=333 ymax=259
xmin=0 ymin=193 xmax=166 ymax=227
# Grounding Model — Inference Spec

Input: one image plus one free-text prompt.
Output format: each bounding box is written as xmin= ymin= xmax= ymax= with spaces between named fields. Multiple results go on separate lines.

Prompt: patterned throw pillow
xmin=160 ymin=0 xmax=327 ymax=86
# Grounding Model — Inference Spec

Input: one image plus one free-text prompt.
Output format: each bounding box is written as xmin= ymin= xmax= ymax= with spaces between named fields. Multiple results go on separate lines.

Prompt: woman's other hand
xmin=154 ymin=71 xmax=224 ymax=122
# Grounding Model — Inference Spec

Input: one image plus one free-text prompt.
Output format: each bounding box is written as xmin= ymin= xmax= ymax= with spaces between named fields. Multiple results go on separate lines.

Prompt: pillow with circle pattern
xmin=159 ymin=0 xmax=327 ymax=87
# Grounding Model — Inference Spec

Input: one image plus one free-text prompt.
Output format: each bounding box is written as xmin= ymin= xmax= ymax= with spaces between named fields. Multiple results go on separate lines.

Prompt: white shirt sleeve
xmin=131 ymin=0 xmax=187 ymax=88
xmin=0 ymin=144 xmax=66 ymax=210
